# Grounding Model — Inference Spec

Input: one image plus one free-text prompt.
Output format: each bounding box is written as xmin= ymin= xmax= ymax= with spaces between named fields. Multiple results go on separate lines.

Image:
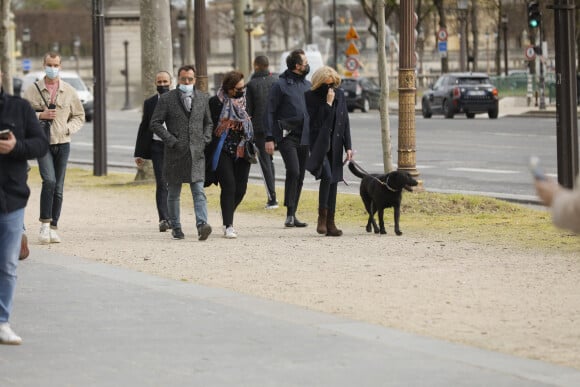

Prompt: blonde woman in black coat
xmin=304 ymin=66 xmax=353 ymax=236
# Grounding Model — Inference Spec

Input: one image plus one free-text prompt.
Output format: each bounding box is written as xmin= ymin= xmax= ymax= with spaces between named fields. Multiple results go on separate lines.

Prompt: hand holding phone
xmin=0 ymin=129 xmax=12 ymax=140
xmin=529 ymin=156 xmax=546 ymax=180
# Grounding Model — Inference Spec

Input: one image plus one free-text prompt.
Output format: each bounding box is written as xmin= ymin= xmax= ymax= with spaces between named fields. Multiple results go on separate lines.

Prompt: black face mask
xmin=318 ymin=84 xmax=331 ymax=94
xmin=156 ymin=85 xmax=170 ymax=94
xmin=302 ymin=64 xmax=310 ymax=77
xmin=232 ymin=91 xmax=244 ymax=99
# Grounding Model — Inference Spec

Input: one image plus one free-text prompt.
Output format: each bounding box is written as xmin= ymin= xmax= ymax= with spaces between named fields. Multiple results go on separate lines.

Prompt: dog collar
xmin=384 ymin=176 xmax=398 ymax=192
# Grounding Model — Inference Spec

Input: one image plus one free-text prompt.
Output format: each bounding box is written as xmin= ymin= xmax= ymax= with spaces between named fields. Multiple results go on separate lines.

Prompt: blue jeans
xmin=38 ymin=143 xmax=70 ymax=227
xmin=167 ymin=181 xmax=208 ymax=230
xmin=0 ymin=208 xmax=24 ymax=323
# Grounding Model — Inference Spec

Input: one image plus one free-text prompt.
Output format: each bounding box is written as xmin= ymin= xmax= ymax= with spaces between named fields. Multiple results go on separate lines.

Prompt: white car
xmin=20 ymin=71 xmax=94 ymax=122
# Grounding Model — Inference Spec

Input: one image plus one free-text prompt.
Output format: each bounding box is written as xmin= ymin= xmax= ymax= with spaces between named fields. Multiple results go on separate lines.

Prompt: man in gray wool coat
xmin=150 ymin=65 xmax=213 ymax=241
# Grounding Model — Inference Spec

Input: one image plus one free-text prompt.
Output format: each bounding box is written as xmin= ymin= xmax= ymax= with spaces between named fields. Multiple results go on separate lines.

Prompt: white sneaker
xmin=224 ymin=226 xmax=237 ymax=239
xmin=0 ymin=323 xmax=22 ymax=345
xmin=39 ymin=223 xmax=50 ymax=244
xmin=49 ymin=228 xmax=61 ymax=243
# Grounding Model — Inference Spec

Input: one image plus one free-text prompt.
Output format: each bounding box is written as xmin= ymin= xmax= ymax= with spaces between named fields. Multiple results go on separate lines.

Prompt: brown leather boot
xmin=326 ymin=211 xmax=343 ymax=237
xmin=317 ymin=208 xmax=328 ymax=234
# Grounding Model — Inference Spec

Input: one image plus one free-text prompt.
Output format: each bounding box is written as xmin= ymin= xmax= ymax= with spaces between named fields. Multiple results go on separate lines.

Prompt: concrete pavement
xmin=2 ymin=250 xmax=580 ymax=386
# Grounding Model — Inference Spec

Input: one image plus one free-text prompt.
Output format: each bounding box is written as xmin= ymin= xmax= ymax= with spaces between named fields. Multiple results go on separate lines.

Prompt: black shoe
xmin=197 ymin=223 xmax=212 ymax=241
xmin=284 ymin=216 xmax=295 ymax=227
xmin=265 ymin=199 xmax=279 ymax=209
xmin=159 ymin=220 xmax=171 ymax=232
xmin=172 ymin=228 xmax=184 ymax=240
xmin=293 ymin=217 xmax=307 ymax=227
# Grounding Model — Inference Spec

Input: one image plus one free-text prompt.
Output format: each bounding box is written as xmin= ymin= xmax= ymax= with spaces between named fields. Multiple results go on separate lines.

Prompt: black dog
xmin=348 ymin=161 xmax=418 ymax=235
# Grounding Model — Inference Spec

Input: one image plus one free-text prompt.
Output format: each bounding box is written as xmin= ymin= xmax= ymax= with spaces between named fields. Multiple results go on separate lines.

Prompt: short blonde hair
xmin=310 ymin=66 xmax=341 ymax=91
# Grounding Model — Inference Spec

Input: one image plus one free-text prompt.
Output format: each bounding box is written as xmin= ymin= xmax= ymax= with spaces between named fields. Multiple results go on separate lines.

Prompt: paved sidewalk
xmin=2 ymin=250 xmax=580 ymax=386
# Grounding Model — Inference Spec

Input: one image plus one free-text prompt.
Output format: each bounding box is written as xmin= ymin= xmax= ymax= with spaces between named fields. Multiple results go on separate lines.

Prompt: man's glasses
xmin=180 ymin=77 xmax=195 ymax=82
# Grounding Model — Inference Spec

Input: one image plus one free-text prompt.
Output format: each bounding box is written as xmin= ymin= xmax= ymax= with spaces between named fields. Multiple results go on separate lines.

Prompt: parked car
xmin=421 ymin=72 xmax=499 ymax=119
xmin=341 ymin=77 xmax=381 ymax=113
xmin=20 ymin=71 xmax=94 ymax=122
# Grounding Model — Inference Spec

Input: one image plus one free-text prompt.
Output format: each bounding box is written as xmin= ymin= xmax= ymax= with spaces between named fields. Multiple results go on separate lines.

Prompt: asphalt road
xmin=70 ymin=109 xmax=558 ymax=201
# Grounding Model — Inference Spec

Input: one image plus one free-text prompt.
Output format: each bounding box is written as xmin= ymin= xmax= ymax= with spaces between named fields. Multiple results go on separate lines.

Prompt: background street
xmin=70 ymin=109 xmax=557 ymax=201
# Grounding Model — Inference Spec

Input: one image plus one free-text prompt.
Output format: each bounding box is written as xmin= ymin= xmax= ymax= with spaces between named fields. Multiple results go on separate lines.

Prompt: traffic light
xmin=527 ymin=1 xmax=541 ymax=29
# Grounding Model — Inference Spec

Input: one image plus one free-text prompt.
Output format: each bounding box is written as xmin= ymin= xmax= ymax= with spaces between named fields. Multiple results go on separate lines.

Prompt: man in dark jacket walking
xmin=134 ymin=70 xmax=172 ymax=232
xmin=264 ymin=49 xmax=311 ymax=227
xmin=246 ymin=56 xmax=278 ymax=209
xmin=0 ymin=73 xmax=49 ymax=344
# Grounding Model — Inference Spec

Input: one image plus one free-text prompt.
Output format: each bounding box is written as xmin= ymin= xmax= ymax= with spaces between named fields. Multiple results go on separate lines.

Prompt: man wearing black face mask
xmin=264 ymin=49 xmax=311 ymax=228
xmin=134 ymin=70 xmax=172 ymax=232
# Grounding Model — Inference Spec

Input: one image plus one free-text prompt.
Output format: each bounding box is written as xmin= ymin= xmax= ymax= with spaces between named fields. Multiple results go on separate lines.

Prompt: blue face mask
xmin=178 ymin=84 xmax=194 ymax=94
xmin=45 ymin=66 xmax=60 ymax=80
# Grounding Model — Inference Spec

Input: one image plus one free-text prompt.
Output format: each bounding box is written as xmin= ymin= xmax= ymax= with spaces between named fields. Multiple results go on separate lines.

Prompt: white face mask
xmin=45 ymin=66 xmax=60 ymax=80
xmin=178 ymin=84 xmax=194 ymax=94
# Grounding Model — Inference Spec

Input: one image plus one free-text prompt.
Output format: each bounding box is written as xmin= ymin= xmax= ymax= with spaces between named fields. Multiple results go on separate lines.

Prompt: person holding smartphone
xmin=22 ymin=52 xmax=85 ymax=244
xmin=0 ymin=69 xmax=49 ymax=344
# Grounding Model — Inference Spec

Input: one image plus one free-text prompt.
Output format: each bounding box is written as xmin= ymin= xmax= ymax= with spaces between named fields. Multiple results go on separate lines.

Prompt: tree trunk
xmin=137 ymin=0 xmax=172 ymax=182
xmin=0 ymin=0 xmax=13 ymax=93
xmin=376 ymin=0 xmax=393 ymax=173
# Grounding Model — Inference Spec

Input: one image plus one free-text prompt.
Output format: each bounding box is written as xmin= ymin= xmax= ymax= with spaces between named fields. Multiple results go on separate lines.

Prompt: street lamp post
xmin=243 ymin=3 xmax=254 ymax=75
xmin=177 ymin=10 xmax=186 ymax=66
xmin=73 ymin=35 xmax=80 ymax=74
xmin=458 ymin=0 xmax=468 ymax=72
xmin=121 ymin=40 xmax=130 ymax=110
xmin=485 ymin=30 xmax=490 ymax=74
xmin=502 ymin=14 xmax=508 ymax=76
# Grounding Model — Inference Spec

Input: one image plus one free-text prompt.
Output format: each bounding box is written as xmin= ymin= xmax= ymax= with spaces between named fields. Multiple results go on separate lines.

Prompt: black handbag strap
xmin=34 ymin=82 xmax=50 ymax=108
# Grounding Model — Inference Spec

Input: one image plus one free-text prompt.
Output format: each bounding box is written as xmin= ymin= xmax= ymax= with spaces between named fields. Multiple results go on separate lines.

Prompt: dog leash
xmin=348 ymin=160 xmax=399 ymax=192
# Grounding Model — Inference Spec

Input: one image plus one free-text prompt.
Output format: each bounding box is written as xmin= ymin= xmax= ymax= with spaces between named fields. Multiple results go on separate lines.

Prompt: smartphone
xmin=0 ymin=129 xmax=12 ymax=140
xmin=48 ymin=103 xmax=56 ymax=110
xmin=529 ymin=156 xmax=546 ymax=180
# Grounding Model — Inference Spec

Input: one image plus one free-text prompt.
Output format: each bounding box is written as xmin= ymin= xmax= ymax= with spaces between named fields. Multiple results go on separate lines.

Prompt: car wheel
xmin=85 ymin=114 xmax=93 ymax=123
xmin=466 ymin=112 xmax=476 ymax=119
xmin=488 ymin=108 xmax=499 ymax=119
xmin=421 ymin=98 xmax=432 ymax=118
xmin=361 ymin=98 xmax=370 ymax=113
xmin=443 ymin=99 xmax=454 ymax=119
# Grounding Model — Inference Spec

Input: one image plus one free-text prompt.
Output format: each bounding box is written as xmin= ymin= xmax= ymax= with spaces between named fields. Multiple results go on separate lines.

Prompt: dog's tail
xmin=348 ymin=160 xmax=368 ymax=179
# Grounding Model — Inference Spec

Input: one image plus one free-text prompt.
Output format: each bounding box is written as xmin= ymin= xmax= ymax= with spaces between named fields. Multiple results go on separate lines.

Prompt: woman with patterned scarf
xmin=208 ymin=70 xmax=254 ymax=239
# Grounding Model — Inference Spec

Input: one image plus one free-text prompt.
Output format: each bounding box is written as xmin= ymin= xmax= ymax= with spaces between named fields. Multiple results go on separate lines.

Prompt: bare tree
xmin=136 ymin=0 xmax=172 ymax=181
xmin=0 ymin=0 xmax=13 ymax=93
xmin=269 ymin=0 xmax=307 ymax=49
xmin=375 ymin=0 xmax=394 ymax=173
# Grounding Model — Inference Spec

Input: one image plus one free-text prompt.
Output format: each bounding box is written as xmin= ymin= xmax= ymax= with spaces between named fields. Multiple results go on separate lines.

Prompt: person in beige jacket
xmin=535 ymin=178 xmax=580 ymax=234
xmin=22 ymin=52 xmax=85 ymax=244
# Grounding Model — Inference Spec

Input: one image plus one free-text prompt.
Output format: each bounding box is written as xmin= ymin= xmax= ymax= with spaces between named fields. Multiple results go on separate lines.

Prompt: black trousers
xmin=151 ymin=140 xmax=169 ymax=222
xmin=318 ymin=157 xmax=337 ymax=213
xmin=277 ymin=134 xmax=309 ymax=216
xmin=254 ymin=132 xmax=276 ymax=202
xmin=215 ymin=151 xmax=251 ymax=226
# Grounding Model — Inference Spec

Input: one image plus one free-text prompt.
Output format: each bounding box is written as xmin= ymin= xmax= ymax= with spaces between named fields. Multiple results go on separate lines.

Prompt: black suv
xmin=421 ymin=72 xmax=499 ymax=119
xmin=341 ymin=77 xmax=380 ymax=113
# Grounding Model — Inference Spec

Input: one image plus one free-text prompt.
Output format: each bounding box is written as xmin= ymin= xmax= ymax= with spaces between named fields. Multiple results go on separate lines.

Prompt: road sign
xmin=345 ymin=25 xmax=360 ymax=40
xmin=438 ymin=41 xmax=447 ymax=52
xmin=437 ymin=28 xmax=448 ymax=42
xmin=345 ymin=42 xmax=360 ymax=56
xmin=22 ymin=58 xmax=31 ymax=72
xmin=524 ymin=45 xmax=536 ymax=61
xmin=345 ymin=56 xmax=359 ymax=72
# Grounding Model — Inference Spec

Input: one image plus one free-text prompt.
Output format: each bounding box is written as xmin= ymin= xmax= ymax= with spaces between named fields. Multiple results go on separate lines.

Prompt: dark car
xmin=421 ymin=72 xmax=499 ymax=119
xmin=341 ymin=77 xmax=381 ymax=113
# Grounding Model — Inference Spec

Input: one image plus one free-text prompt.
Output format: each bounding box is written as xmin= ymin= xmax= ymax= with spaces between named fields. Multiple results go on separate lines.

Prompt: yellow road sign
xmin=345 ymin=41 xmax=360 ymax=56
xmin=345 ymin=25 xmax=359 ymax=40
